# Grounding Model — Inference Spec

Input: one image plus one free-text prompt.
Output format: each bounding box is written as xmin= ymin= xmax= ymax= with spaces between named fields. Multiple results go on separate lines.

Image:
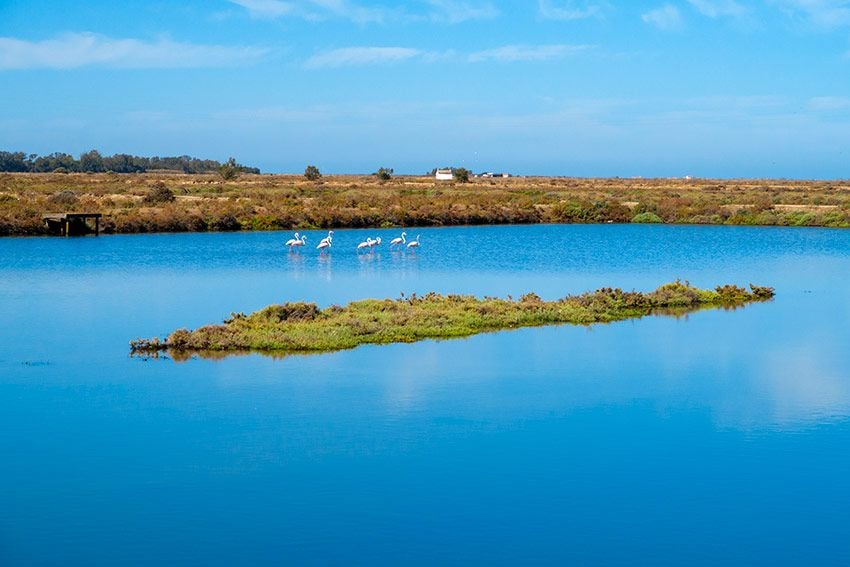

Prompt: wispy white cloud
xmin=687 ymin=0 xmax=747 ymax=18
xmin=0 ymin=32 xmax=268 ymax=70
xmin=808 ymin=96 xmax=850 ymax=110
xmin=304 ymin=43 xmax=592 ymax=68
xmin=228 ymin=0 xmax=294 ymax=19
xmin=305 ymin=46 xmax=422 ymax=68
xmin=215 ymin=100 xmax=464 ymax=123
xmin=228 ymin=0 xmax=496 ymax=24
xmin=306 ymin=0 xmax=387 ymax=23
xmin=468 ymin=44 xmax=590 ymax=63
xmin=537 ymin=0 xmax=604 ymax=20
xmin=772 ymin=0 xmax=850 ymax=28
xmin=642 ymin=4 xmax=683 ymax=30
xmin=229 ymin=0 xmax=388 ymax=23
xmin=425 ymin=0 xmax=499 ymax=23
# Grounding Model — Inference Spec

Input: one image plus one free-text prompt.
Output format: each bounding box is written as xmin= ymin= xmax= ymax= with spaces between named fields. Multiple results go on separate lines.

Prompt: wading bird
xmin=370 ymin=237 xmax=382 ymax=249
xmin=317 ymin=236 xmax=332 ymax=253
xmin=390 ymin=232 xmax=406 ymax=248
xmin=318 ymin=230 xmax=334 ymax=246
xmin=407 ymin=235 xmax=421 ymax=250
xmin=285 ymin=233 xmax=307 ymax=250
xmin=357 ymin=237 xmax=374 ymax=251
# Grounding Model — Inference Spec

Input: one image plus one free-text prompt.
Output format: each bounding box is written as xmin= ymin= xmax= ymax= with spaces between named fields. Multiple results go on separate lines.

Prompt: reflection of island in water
xmin=131 ymin=281 xmax=774 ymax=361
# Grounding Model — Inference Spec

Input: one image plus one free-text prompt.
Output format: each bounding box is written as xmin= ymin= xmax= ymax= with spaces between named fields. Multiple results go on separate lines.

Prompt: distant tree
xmin=79 ymin=150 xmax=105 ymax=173
xmin=375 ymin=167 xmax=393 ymax=181
xmin=218 ymin=157 xmax=241 ymax=180
xmin=453 ymin=167 xmax=470 ymax=183
xmin=32 ymin=153 xmax=77 ymax=173
xmin=0 ymin=151 xmax=30 ymax=172
xmin=0 ymin=149 xmax=260 ymax=174
xmin=103 ymin=153 xmax=144 ymax=173
xmin=304 ymin=165 xmax=322 ymax=181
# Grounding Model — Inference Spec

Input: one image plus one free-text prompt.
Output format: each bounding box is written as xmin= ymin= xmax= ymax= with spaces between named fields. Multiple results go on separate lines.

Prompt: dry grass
xmin=2 ymin=172 xmax=850 ymax=236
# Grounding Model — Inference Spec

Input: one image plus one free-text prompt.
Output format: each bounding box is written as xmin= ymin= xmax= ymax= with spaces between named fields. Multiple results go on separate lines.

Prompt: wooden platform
xmin=43 ymin=213 xmax=101 ymax=236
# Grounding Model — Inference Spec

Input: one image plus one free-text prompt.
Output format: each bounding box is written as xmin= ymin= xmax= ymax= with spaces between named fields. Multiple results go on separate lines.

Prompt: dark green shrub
xmin=209 ymin=214 xmax=241 ymax=231
xmin=454 ymin=168 xmax=470 ymax=183
xmin=632 ymin=212 xmax=663 ymax=224
xmin=304 ymin=165 xmax=322 ymax=181
xmin=143 ymin=182 xmax=176 ymax=205
xmin=261 ymin=303 xmax=319 ymax=322
xmin=218 ymin=158 xmax=241 ymax=181
xmin=749 ymin=284 xmax=775 ymax=300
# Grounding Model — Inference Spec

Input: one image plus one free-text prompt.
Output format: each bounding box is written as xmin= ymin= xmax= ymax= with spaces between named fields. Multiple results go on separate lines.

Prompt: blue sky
xmin=1 ymin=0 xmax=849 ymax=177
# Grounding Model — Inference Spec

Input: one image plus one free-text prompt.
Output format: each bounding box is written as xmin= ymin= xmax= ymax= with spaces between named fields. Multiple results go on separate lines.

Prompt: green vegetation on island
xmin=2 ymin=172 xmax=850 ymax=236
xmin=130 ymin=282 xmax=775 ymax=358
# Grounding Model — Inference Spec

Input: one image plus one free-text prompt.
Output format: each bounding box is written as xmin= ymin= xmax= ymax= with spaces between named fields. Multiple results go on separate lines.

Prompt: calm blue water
xmin=2 ymin=224 xmax=850 ymax=565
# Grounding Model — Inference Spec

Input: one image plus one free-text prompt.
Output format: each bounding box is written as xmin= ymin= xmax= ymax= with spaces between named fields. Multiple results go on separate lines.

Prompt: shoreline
xmin=2 ymin=173 xmax=850 ymax=236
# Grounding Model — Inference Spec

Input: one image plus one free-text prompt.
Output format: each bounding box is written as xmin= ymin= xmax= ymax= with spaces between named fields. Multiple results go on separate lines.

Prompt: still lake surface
xmin=1 ymin=224 xmax=850 ymax=564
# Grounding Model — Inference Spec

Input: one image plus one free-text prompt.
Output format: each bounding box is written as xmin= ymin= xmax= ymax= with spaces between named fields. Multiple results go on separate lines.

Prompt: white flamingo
xmin=407 ymin=235 xmax=421 ymax=250
xmin=318 ymin=230 xmax=334 ymax=246
xmin=357 ymin=237 xmax=374 ymax=251
xmin=370 ymin=237 xmax=382 ymax=249
xmin=285 ymin=233 xmax=307 ymax=250
xmin=390 ymin=232 xmax=406 ymax=248
xmin=317 ymin=236 xmax=332 ymax=253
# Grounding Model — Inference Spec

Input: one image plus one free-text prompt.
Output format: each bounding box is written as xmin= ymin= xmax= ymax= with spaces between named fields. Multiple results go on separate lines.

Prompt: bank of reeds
xmin=130 ymin=281 xmax=775 ymax=358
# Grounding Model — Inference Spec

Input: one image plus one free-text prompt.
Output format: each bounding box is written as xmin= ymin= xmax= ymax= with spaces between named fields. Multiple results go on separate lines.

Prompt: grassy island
xmin=130 ymin=282 xmax=774 ymax=358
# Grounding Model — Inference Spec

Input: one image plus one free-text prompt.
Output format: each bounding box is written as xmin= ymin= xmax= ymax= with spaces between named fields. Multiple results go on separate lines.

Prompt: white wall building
xmin=435 ymin=168 xmax=453 ymax=181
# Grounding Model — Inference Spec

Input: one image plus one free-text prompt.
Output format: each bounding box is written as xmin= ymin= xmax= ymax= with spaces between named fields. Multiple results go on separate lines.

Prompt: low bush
xmin=632 ymin=212 xmax=663 ymax=224
xmin=143 ymin=182 xmax=175 ymax=205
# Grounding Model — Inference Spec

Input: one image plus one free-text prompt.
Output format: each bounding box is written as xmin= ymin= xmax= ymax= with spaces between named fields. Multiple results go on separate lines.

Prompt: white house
xmin=435 ymin=168 xmax=453 ymax=181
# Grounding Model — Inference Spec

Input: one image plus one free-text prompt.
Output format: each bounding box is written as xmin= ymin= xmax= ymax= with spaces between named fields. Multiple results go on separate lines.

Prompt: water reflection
xmin=4 ymin=224 xmax=850 ymax=562
xmin=315 ymin=252 xmax=333 ymax=281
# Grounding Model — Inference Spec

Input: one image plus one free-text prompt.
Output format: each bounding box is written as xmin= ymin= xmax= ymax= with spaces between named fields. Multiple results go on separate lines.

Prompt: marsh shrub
xmin=749 ymin=284 xmax=775 ymax=299
xmin=551 ymin=200 xmax=591 ymax=223
xmin=753 ymin=210 xmax=780 ymax=225
xmin=48 ymin=190 xmax=79 ymax=206
xmin=787 ymin=212 xmax=818 ymax=226
xmin=218 ymin=158 xmax=241 ymax=181
xmin=822 ymin=211 xmax=850 ymax=228
xmin=520 ymin=292 xmax=544 ymax=305
xmin=750 ymin=195 xmax=774 ymax=212
xmin=168 ymin=329 xmax=192 ymax=349
xmin=304 ymin=165 xmax=322 ymax=181
xmin=142 ymin=182 xmax=175 ymax=205
xmin=714 ymin=284 xmax=750 ymax=302
xmin=375 ymin=167 xmax=393 ymax=181
xmin=208 ymin=214 xmax=241 ymax=231
xmin=261 ymin=302 xmax=319 ymax=322
xmin=647 ymin=281 xmax=702 ymax=306
xmin=632 ymin=212 xmax=663 ymax=224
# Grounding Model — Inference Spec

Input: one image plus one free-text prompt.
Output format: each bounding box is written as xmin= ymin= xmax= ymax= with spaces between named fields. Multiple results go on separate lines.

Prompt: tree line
xmin=0 ymin=150 xmax=260 ymax=174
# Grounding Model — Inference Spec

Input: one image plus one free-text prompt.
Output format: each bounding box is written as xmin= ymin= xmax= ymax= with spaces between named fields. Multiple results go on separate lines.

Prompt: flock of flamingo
xmin=285 ymin=230 xmax=421 ymax=254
